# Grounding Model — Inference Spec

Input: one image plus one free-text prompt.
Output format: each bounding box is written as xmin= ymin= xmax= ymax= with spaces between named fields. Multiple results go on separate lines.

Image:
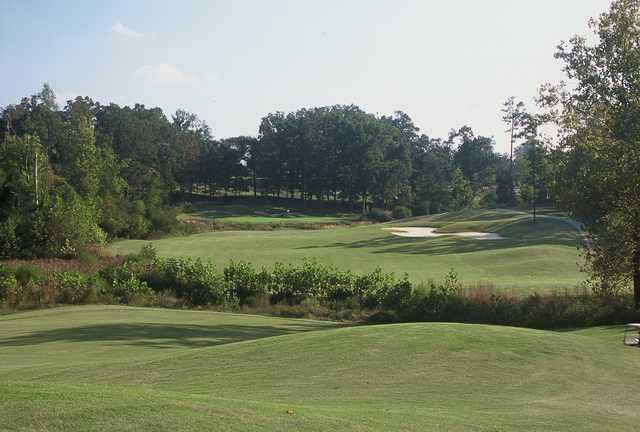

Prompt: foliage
xmin=367 ymin=208 xmax=393 ymax=222
xmin=0 ymin=265 xmax=17 ymax=302
xmin=224 ymin=261 xmax=269 ymax=305
xmin=43 ymin=182 xmax=106 ymax=257
xmin=539 ymin=0 xmax=640 ymax=306
xmin=1 ymin=86 xmax=517 ymax=260
xmin=54 ymin=271 xmax=93 ymax=304
xmin=392 ymin=205 xmax=412 ymax=219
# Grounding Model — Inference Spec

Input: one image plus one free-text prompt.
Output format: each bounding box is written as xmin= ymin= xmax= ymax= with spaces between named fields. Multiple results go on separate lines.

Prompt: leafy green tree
xmin=59 ymin=115 xmax=100 ymax=202
xmin=44 ymin=182 xmax=106 ymax=257
xmin=411 ymin=136 xmax=454 ymax=214
xmin=541 ymin=0 xmax=640 ymax=304
xmin=0 ymin=134 xmax=49 ymax=257
xmin=449 ymin=167 xmax=474 ymax=210
xmin=451 ymin=126 xmax=497 ymax=193
xmin=170 ymin=110 xmax=210 ymax=195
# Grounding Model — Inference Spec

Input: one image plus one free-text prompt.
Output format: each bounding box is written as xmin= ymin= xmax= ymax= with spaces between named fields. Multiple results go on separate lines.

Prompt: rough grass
xmin=1 ymin=306 xmax=639 ymax=431
xmin=111 ymin=209 xmax=586 ymax=293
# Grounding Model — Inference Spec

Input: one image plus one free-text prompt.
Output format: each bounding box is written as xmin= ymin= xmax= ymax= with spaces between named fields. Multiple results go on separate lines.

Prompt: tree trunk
xmin=634 ymin=236 xmax=640 ymax=309
xmin=252 ymin=171 xmax=257 ymax=197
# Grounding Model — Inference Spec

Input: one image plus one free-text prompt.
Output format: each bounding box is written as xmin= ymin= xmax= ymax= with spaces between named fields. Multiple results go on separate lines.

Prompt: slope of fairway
xmin=180 ymin=201 xmax=359 ymax=225
xmin=1 ymin=306 xmax=639 ymax=431
xmin=110 ymin=209 xmax=585 ymax=292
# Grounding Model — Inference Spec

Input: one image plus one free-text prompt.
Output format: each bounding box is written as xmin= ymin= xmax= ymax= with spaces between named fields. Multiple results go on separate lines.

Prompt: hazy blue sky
xmin=1 ymin=0 xmax=610 ymax=153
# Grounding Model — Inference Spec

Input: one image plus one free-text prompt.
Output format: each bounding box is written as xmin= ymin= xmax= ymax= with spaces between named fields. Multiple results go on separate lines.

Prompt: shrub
xmin=148 ymin=206 xmax=180 ymax=235
xmin=0 ymin=266 xmax=17 ymax=303
xmin=124 ymin=200 xmax=151 ymax=238
xmin=392 ymin=206 xmax=413 ymax=220
xmin=0 ymin=217 xmax=19 ymax=258
xmin=224 ymin=261 xmax=269 ymax=305
xmin=368 ymin=208 xmax=393 ymax=222
xmin=267 ymin=259 xmax=352 ymax=304
xmin=78 ymin=248 xmax=99 ymax=268
xmin=54 ymin=271 xmax=94 ymax=304
xmin=355 ymin=268 xmax=396 ymax=308
xmin=13 ymin=264 xmax=42 ymax=287
xmin=111 ymin=274 xmax=154 ymax=304
xmin=380 ymin=276 xmax=413 ymax=310
xmin=478 ymin=190 xmax=498 ymax=208
xmin=44 ymin=181 xmax=107 ymax=257
xmin=139 ymin=243 xmax=158 ymax=262
xmin=144 ymin=257 xmax=229 ymax=306
xmin=99 ymin=260 xmax=151 ymax=303
xmin=323 ymin=270 xmax=356 ymax=303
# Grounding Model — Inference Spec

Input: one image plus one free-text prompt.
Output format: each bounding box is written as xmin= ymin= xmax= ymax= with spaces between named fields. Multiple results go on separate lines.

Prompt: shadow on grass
xmin=0 ymin=322 xmax=333 ymax=349
xmin=299 ymin=233 xmax=580 ymax=256
xmin=298 ymin=217 xmax=582 ymax=256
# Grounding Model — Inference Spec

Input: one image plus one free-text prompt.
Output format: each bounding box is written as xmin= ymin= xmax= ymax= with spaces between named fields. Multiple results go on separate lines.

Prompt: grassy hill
xmin=1 ymin=306 xmax=639 ymax=431
xmin=110 ymin=209 xmax=586 ymax=293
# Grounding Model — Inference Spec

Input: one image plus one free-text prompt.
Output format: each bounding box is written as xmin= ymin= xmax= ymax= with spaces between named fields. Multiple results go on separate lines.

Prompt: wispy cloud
xmin=134 ymin=63 xmax=193 ymax=85
xmin=112 ymin=22 xmax=142 ymax=38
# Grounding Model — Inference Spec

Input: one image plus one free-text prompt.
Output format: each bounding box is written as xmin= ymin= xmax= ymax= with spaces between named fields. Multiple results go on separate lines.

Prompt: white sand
xmin=384 ymin=227 xmax=505 ymax=240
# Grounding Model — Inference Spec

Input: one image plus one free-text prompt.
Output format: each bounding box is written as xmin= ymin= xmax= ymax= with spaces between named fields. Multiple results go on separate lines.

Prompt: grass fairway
xmin=2 ymin=306 xmax=639 ymax=431
xmin=180 ymin=201 xmax=359 ymax=225
xmin=111 ymin=209 xmax=586 ymax=293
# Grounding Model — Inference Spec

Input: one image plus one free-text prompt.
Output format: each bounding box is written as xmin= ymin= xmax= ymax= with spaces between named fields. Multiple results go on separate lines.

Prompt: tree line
xmin=0 ymin=0 xmax=638 ymax=307
xmin=0 ymin=87 xmax=551 ymax=259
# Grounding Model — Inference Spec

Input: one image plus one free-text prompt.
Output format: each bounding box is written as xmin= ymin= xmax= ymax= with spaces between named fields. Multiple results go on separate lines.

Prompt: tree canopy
xmin=541 ymin=0 xmax=640 ymax=304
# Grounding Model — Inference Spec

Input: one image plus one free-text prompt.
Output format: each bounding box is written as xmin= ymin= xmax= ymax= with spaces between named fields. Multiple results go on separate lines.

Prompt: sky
xmin=0 ymin=0 xmax=612 ymax=153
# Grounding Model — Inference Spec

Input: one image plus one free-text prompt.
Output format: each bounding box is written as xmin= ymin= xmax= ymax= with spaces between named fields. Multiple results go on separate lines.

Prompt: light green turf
xmin=112 ymin=209 xmax=586 ymax=293
xmin=180 ymin=201 xmax=359 ymax=225
xmin=1 ymin=306 xmax=639 ymax=431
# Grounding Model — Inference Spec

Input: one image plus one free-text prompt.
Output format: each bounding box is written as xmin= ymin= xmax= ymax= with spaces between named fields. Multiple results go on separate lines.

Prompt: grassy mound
xmin=111 ymin=209 xmax=585 ymax=293
xmin=1 ymin=306 xmax=639 ymax=431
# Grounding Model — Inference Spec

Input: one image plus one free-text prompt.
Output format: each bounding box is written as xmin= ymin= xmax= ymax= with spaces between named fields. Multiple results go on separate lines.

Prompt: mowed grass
xmin=2 ymin=306 xmax=639 ymax=431
xmin=180 ymin=201 xmax=359 ymax=225
xmin=112 ymin=209 xmax=586 ymax=293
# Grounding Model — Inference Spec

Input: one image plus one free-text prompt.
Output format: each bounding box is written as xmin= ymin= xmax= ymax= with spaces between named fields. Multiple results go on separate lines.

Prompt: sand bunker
xmin=384 ymin=227 xmax=505 ymax=240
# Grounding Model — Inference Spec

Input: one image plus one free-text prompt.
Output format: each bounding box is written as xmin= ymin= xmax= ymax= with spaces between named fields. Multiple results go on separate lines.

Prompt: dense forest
xmin=0 ymin=86 xmax=551 ymax=258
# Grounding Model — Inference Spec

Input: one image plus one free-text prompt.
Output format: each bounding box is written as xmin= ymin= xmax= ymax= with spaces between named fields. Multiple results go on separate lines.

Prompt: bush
xmin=78 ymin=248 xmax=99 ymax=268
xmin=111 ymin=274 xmax=154 ymax=304
xmin=13 ymin=264 xmax=42 ymax=287
xmin=1 ymin=250 xmax=638 ymax=329
xmin=124 ymin=200 xmax=151 ymax=238
xmin=368 ymin=208 xmax=393 ymax=222
xmin=356 ymin=268 xmax=395 ymax=308
xmin=224 ymin=261 xmax=269 ymax=305
xmin=148 ymin=206 xmax=180 ymax=235
xmin=0 ymin=266 xmax=17 ymax=303
xmin=143 ymin=257 xmax=229 ymax=306
xmin=54 ymin=271 xmax=94 ymax=304
xmin=392 ymin=206 xmax=413 ymax=219
xmin=0 ymin=217 xmax=19 ymax=258
xmin=99 ymin=260 xmax=150 ymax=303
xmin=478 ymin=190 xmax=497 ymax=208
xmin=44 ymin=182 xmax=107 ymax=257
